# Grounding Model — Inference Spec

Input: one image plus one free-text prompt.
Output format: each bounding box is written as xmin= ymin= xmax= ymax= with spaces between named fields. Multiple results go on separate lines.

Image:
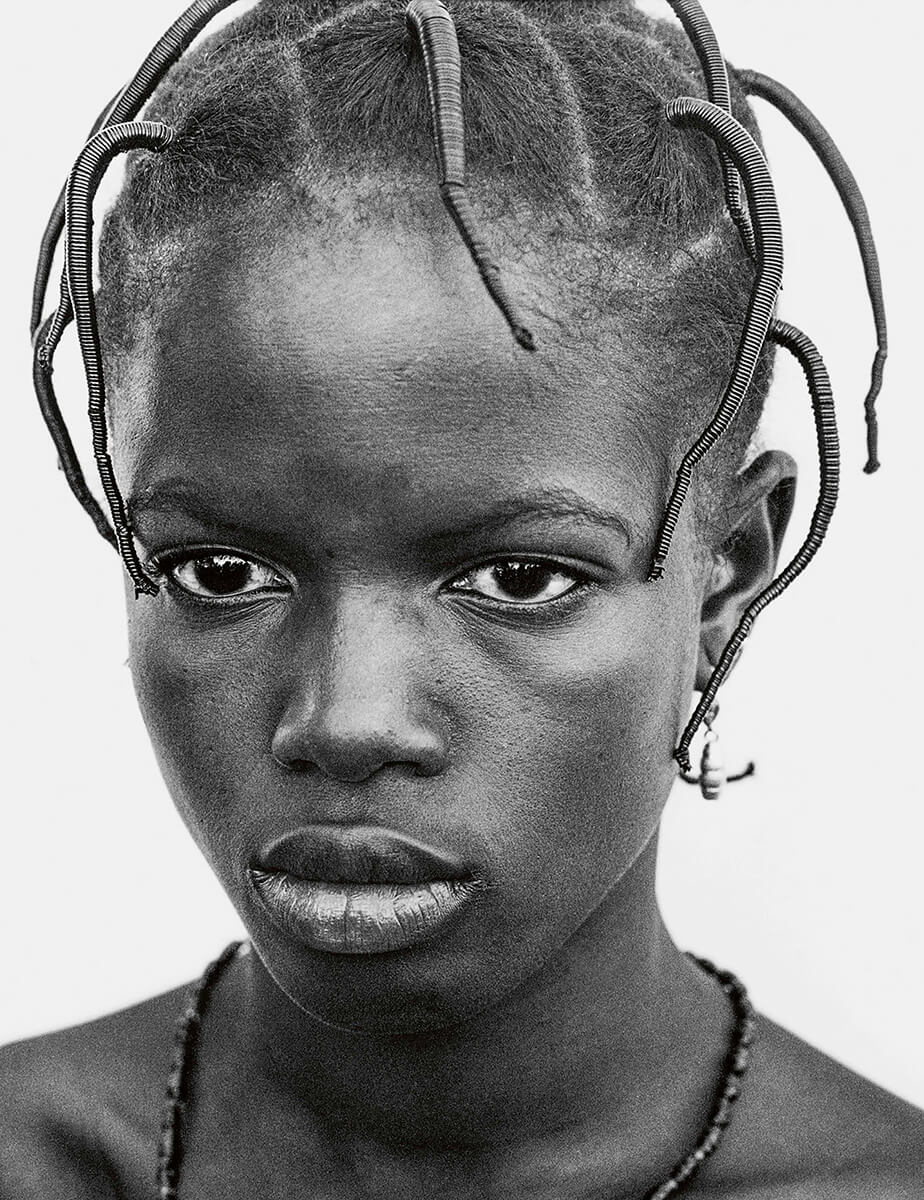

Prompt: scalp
xmin=97 ymin=0 xmax=773 ymax=527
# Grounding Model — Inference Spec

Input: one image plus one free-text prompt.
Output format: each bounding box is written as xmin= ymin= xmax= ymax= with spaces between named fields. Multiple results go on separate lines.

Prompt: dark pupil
xmin=494 ymin=562 xmax=547 ymax=599
xmin=195 ymin=556 xmax=250 ymax=594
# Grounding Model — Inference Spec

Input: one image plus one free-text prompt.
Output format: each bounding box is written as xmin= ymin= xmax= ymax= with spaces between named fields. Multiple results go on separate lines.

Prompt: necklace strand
xmin=156 ymin=943 xmax=755 ymax=1199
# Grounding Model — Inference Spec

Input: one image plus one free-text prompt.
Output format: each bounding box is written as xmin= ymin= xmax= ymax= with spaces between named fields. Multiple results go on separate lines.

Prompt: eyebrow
xmin=127 ymin=481 xmax=634 ymax=548
xmin=419 ymin=487 xmax=634 ymax=548
xmin=128 ymin=483 xmax=267 ymax=540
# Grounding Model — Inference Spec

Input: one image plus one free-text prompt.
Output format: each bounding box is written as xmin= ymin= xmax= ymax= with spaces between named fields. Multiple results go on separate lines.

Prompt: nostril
xmin=271 ymin=718 xmax=450 ymax=784
xmin=275 ymin=756 xmax=314 ymax=775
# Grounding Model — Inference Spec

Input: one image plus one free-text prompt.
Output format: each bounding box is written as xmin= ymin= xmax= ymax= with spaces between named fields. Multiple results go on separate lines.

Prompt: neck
xmin=231 ymin=834 xmax=728 ymax=1157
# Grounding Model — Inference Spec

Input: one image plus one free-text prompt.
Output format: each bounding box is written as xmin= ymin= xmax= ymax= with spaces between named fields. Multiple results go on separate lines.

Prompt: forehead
xmin=114 ymin=222 xmax=667 ymax=548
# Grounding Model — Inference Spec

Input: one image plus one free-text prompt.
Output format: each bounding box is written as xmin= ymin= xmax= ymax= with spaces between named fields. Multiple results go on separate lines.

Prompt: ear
xmin=696 ymin=449 xmax=798 ymax=691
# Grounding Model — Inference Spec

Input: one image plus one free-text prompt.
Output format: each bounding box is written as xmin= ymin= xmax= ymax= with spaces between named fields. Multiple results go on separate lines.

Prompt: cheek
xmin=440 ymin=576 xmax=700 ymax=943
xmin=125 ymin=569 xmax=699 ymax=959
xmin=126 ymin=603 xmax=278 ymax=878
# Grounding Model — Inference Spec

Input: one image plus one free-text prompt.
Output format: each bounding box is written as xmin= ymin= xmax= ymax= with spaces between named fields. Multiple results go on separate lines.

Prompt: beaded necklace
xmin=156 ymin=943 xmax=755 ymax=1200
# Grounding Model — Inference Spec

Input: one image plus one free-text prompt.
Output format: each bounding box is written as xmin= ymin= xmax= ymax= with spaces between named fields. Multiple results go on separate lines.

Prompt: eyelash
xmin=145 ymin=549 xmax=594 ymax=615
xmin=145 ymin=548 xmax=288 ymax=607
xmin=448 ymin=558 xmax=592 ymax=614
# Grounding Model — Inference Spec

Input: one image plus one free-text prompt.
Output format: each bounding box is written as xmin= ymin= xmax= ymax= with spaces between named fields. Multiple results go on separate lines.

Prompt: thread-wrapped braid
xmin=675 ymin=318 xmax=841 ymax=771
xmin=405 ymin=0 xmax=536 ymax=351
xmin=32 ymin=90 xmax=123 ymax=343
xmin=738 ymin=68 xmax=887 ymax=475
xmin=30 ymin=0 xmax=239 ymax=338
xmin=156 ymin=941 xmax=243 ymax=1200
xmin=665 ymin=0 xmax=755 ymax=258
xmin=31 ymin=1 xmax=240 ymax=562
xmin=39 ymin=246 xmax=80 ymax=369
xmin=649 ymin=97 xmax=784 ymax=581
xmin=32 ymin=314 xmax=117 ymax=549
xmin=65 ymin=121 xmax=176 ymax=597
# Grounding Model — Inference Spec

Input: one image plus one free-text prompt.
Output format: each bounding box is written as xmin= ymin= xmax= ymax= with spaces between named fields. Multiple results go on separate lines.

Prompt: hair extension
xmin=738 ymin=69 xmax=887 ymax=475
xmin=31 ymin=0 xmax=240 ymax=339
xmin=675 ymin=318 xmax=841 ymax=771
xmin=648 ymin=96 xmax=783 ymax=582
xmin=28 ymin=0 xmax=884 ymax=771
xmin=31 ymin=90 xmax=123 ymax=341
xmin=405 ymin=0 xmax=535 ymax=351
xmin=30 ymin=0 xmax=243 ymax=579
xmin=65 ymin=122 xmax=176 ymax=597
xmin=32 ymin=315 xmax=117 ymax=549
xmin=664 ymin=0 xmax=754 ymax=257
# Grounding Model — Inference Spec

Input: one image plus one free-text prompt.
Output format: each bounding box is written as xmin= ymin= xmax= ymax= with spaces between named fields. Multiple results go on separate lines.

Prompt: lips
xmin=249 ymin=825 xmax=480 ymax=955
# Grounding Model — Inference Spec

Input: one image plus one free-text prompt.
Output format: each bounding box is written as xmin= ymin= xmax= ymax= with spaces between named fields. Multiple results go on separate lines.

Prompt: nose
xmin=270 ymin=587 xmax=450 ymax=783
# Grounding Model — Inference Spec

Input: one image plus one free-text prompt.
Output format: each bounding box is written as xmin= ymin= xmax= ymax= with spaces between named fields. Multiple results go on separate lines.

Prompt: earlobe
xmin=696 ymin=450 xmax=798 ymax=690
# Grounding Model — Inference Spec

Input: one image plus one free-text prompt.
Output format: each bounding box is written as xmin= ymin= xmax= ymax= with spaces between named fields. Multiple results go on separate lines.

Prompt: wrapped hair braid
xmin=676 ymin=318 xmax=841 ymax=773
xmin=31 ymin=90 xmax=121 ymax=344
xmin=649 ymin=21 xmax=887 ymax=476
xmin=27 ymin=0 xmax=887 ymax=779
xmin=648 ymin=96 xmax=783 ymax=582
xmin=31 ymin=0 xmax=242 ymax=570
xmin=406 ymin=0 xmax=535 ymax=351
xmin=65 ymin=122 xmax=176 ymax=597
xmin=32 ymin=314 xmax=117 ymax=550
xmin=738 ymin=69 xmax=887 ymax=474
xmin=664 ymin=0 xmax=755 ymax=257
xmin=31 ymin=0 xmax=241 ymax=339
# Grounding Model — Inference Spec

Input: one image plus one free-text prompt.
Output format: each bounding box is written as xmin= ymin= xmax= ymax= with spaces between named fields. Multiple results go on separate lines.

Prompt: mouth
xmin=249 ymin=825 xmax=481 ymax=955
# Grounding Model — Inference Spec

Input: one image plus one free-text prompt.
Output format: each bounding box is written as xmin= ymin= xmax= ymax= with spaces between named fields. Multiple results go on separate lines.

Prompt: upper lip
xmin=252 ymin=825 xmax=472 ymax=885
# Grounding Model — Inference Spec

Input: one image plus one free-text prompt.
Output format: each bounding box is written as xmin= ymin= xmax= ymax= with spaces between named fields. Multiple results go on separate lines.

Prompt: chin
xmin=247 ymin=919 xmax=555 ymax=1037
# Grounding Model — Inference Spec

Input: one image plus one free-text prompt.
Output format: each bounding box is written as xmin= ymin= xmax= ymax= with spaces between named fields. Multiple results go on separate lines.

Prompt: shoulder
xmin=0 ymin=985 xmax=187 ymax=1199
xmin=708 ymin=1016 xmax=924 ymax=1199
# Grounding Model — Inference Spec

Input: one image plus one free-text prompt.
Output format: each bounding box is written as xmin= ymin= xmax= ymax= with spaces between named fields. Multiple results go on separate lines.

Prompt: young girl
xmin=3 ymin=1 xmax=922 ymax=1196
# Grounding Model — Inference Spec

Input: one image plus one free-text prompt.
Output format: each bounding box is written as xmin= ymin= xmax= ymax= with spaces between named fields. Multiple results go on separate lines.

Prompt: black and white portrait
xmin=2 ymin=2 xmax=922 ymax=1197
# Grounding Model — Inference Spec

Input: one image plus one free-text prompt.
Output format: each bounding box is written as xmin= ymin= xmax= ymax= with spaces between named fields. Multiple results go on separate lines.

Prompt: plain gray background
xmin=2 ymin=1 xmax=922 ymax=1107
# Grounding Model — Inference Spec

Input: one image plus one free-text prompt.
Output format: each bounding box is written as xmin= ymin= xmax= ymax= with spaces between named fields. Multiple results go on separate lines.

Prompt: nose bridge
xmin=322 ymin=584 xmax=414 ymax=714
xmin=271 ymin=582 xmax=448 ymax=781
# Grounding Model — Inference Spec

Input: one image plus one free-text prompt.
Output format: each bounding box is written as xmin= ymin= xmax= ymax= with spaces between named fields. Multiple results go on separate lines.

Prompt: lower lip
xmin=250 ymin=870 xmax=478 ymax=955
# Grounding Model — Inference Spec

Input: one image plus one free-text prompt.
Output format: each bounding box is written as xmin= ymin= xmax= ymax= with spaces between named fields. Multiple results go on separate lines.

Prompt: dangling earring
xmin=681 ymin=702 xmax=755 ymax=801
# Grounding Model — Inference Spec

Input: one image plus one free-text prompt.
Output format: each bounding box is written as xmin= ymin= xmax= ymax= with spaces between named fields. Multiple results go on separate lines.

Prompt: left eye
xmin=164 ymin=553 xmax=286 ymax=599
xmin=450 ymin=560 xmax=583 ymax=606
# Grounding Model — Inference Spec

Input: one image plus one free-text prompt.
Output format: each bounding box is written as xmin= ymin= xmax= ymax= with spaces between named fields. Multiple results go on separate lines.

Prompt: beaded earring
xmin=682 ymin=703 xmax=755 ymax=801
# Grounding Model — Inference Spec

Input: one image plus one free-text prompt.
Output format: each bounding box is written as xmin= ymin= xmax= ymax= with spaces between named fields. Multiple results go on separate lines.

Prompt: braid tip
xmin=514 ymin=325 xmax=536 ymax=352
xmin=864 ymin=412 xmax=881 ymax=473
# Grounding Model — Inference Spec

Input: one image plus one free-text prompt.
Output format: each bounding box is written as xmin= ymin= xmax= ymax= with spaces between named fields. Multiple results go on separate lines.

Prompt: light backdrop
xmin=2 ymin=0 xmax=921 ymax=1107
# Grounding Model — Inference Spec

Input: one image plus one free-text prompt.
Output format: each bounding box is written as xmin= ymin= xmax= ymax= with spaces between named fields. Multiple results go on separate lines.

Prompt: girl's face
xmin=117 ymin=222 xmax=707 ymax=1033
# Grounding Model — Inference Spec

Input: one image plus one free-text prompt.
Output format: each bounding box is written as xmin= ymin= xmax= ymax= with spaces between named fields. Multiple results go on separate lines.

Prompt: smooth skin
xmin=2 ymin=220 xmax=922 ymax=1198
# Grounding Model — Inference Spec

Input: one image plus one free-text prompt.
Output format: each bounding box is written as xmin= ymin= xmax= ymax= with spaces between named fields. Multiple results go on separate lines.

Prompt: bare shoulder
xmin=708 ymin=1014 xmax=924 ymax=1198
xmin=0 ymin=984 xmax=188 ymax=1200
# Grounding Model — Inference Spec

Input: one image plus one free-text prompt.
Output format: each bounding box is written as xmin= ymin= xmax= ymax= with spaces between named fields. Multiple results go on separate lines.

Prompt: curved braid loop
xmin=738 ymin=69 xmax=887 ymax=474
xmin=648 ymin=97 xmax=783 ymax=582
xmin=675 ymin=318 xmax=841 ymax=771
xmin=30 ymin=0 xmax=241 ymax=561
xmin=31 ymin=0 xmax=240 ymax=338
xmin=405 ymin=0 xmax=535 ymax=351
xmin=32 ymin=314 xmax=118 ymax=549
xmin=665 ymin=0 xmax=755 ymax=257
xmin=32 ymin=89 xmax=124 ymax=343
xmin=65 ymin=121 xmax=176 ymax=597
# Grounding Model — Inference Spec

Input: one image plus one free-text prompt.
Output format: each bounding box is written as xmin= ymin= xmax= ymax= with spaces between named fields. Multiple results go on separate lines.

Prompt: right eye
xmin=157 ymin=552 xmax=288 ymax=601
